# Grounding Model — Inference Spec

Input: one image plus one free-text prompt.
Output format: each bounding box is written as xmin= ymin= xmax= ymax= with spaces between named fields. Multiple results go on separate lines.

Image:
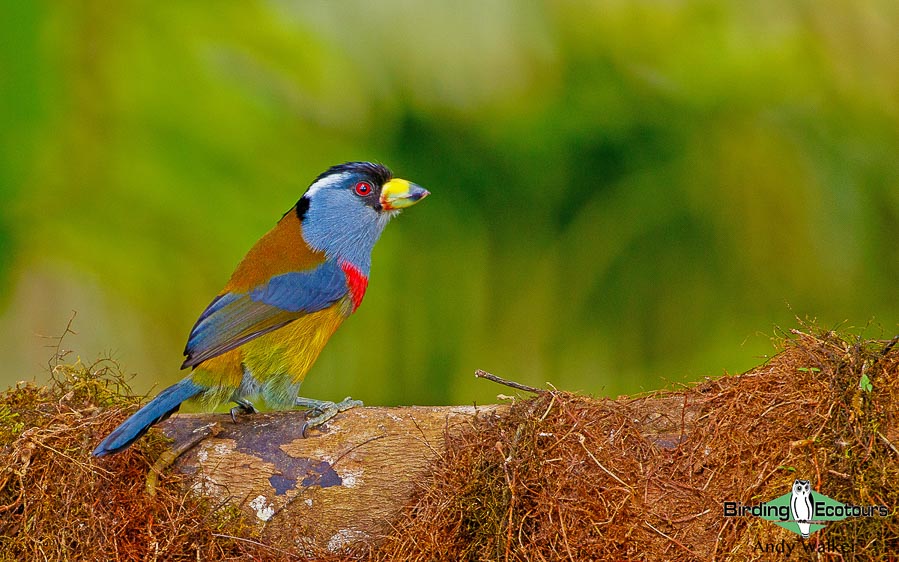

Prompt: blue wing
xmin=182 ymin=260 xmax=348 ymax=369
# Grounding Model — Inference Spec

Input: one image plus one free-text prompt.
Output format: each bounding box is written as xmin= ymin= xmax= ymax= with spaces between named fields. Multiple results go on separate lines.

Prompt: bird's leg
xmin=295 ymin=396 xmax=363 ymax=436
xmin=230 ymin=397 xmax=257 ymax=423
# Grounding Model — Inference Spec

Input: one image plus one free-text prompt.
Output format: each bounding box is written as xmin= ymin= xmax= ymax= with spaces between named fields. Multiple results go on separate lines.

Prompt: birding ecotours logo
xmin=723 ymin=479 xmax=889 ymax=537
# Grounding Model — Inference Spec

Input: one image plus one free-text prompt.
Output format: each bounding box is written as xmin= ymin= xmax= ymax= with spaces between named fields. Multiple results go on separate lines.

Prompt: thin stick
xmin=644 ymin=521 xmax=701 ymax=558
xmin=877 ymin=431 xmax=899 ymax=456
xmin=668 ymin=508 xmax=711 ymax=525
xmin=880 ymin=334 xmax=899 ymax=358
xmin=576 ymin=433 xmax=632 ymax=492
xmin=474 ymin=369 xmax=543 ymax=394
xmin=211 ymin=534 xmax=303 ymax=559
xmin=47 ymin=310 xmax=78 ymax=370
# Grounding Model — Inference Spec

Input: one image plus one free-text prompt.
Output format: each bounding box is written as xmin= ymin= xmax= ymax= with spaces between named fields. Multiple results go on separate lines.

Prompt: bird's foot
xmin=295 ymin=396 xmax=363 ymax=437
xmin=229 ymin=398 xmax=257 ymax=423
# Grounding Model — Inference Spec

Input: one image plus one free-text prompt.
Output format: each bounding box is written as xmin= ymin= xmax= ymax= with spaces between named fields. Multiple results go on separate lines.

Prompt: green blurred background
xmin=1 ymin=1 xmax=898 ymax=407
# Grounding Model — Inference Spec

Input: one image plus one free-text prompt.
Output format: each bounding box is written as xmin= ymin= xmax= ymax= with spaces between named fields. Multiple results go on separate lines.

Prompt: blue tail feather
xmin=92 ymin=378 xmax=202 ymax=457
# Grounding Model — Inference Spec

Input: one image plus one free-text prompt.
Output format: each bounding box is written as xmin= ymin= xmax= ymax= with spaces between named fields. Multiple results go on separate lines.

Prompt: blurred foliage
xmin=1 ymin=0 xmax=898 ymax=406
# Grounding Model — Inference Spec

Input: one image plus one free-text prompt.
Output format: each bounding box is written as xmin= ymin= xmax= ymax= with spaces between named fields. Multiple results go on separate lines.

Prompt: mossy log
xmin=158 ymin=394 xmax=693 ymax=553
xmin=3 ymin=330 xmax=896 ymax=560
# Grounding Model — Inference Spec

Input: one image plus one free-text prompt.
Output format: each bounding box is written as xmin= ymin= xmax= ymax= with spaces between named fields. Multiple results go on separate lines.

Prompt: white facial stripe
xmin=305 ymin=172 xmax=352 ymax=198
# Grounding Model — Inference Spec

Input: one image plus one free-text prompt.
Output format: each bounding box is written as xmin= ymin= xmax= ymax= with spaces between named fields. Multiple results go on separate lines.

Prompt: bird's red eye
xmin=354 ymin=182 xmax=372 ymax=196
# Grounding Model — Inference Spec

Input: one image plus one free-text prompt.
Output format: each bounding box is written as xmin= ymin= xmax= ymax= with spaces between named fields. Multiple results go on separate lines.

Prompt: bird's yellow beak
xmin=380 ymin=178 xmax=430 ymax=211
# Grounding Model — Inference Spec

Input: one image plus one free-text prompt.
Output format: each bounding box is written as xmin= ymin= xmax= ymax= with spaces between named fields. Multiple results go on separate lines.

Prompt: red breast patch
xmin=340 ymin=261 xmax=368 ymax=312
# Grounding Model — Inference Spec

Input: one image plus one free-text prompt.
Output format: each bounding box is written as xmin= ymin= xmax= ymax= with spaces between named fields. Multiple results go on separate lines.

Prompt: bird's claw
xmin=297 ymin=396 xmax=363 ymax=437
xmin=229 ymin=400 xmax=257 ymax=423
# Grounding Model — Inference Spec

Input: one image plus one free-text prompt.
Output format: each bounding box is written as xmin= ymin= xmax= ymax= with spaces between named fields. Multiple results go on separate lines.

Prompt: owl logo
xmin=790 ymin=479 xmax=813 ymax=538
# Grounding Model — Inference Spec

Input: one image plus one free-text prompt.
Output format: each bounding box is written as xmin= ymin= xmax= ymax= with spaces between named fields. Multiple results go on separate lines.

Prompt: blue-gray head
xmin=297 ymin=162 xmax=429 ymax=273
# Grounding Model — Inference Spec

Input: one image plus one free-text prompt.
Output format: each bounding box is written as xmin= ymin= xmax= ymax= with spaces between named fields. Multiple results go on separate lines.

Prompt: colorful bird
xmin=92 ymin=162 xmax=429 ymax=457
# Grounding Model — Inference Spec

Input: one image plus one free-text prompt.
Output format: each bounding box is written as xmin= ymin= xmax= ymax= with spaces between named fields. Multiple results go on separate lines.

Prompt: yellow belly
xmin=190 ymin=301 xmax=349 ymax=408
xmin=242 ymin=303 xmax=347 ymax=385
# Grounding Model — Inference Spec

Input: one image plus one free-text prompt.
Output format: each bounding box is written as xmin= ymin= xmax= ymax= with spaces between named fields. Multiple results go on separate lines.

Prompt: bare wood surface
xmin=160 ymin=405 xmax=507 ymax=551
